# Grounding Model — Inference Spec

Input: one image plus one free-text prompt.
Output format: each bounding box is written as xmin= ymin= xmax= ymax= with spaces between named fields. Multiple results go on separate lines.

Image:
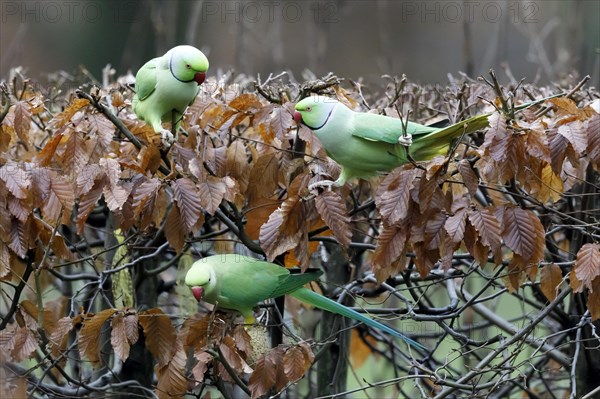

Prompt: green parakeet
xmin=293 ymin=95 xmax=490 ymax=188
xmin=185 ymin=254 xmax=424 ymax=349
xmin=132 ymin=45 xmax=209 ymax=144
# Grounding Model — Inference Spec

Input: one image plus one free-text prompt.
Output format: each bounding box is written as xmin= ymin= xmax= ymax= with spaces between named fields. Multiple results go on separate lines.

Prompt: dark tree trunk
xmin=316 ymin=242 xmax=352 ymax=397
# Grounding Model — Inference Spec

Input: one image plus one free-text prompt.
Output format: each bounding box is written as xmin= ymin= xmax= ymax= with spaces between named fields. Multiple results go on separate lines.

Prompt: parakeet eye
xmin=306 ymin=106 xmax=312 ymax=112
xmin=186 ymin=64 xmax=191 ymax=69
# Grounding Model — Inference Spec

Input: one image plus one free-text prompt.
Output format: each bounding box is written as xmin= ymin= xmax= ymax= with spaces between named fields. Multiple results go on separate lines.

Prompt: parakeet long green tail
xmin=413 ymin=92 xmax=566 ymax=160
xmin=408 ymin=113 xmax=491 ymax=161
xmin=291 ymin=287 xmax=425 ymax=350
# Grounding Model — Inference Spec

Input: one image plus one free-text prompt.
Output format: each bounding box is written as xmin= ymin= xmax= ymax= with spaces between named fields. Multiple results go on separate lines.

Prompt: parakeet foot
xmin=160 ymin=129 xmax=175 ymax=146
xmin=398 ymin=134 xmax=413 ymax=146
xmin=308 ymin=179 xmax=335 ymax=192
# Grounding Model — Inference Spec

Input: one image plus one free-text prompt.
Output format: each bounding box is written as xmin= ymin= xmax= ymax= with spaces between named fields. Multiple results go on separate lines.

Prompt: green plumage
xmin=293 ymin=94 xmax=552 ymax=186
xmin=132 ymin=45 xmax=209 ymax=143
xmin=184 ymin=255 xmax=424 ymax=349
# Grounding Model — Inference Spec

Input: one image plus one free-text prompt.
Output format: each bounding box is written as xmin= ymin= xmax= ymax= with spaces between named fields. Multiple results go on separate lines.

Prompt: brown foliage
xmin=1 ymin=69 xmax=599 ymax=399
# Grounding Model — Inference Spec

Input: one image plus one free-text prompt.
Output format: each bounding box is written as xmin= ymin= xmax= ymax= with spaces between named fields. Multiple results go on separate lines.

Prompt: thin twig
xmin=75 ymin=89 xmax=171 ymax=176
xmin=434 ymin=287 xmax=573 ymax=399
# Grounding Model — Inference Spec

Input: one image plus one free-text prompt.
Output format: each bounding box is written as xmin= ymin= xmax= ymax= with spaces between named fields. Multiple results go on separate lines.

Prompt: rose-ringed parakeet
xmin=132 ymin=45 xmax=209 ymax=144
xmin=185 ymin=254 xmax=424 ymax=349
xmin=292 ymin=94 xmax=557 ymax=189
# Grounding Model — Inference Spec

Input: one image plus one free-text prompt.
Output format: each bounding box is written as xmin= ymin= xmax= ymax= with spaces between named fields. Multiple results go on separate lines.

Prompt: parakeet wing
xmin=212 ymin=257 xmax=318 ymax=305
xmin=215 ymin=258 xmax=287 ymax=305
xmin=350 ymin=112 xmax=437 ymax=144
xmin=269 ymin=269 xmax=323 ymax=298
xmin=135 ymin=58 xmax=159 ymax=101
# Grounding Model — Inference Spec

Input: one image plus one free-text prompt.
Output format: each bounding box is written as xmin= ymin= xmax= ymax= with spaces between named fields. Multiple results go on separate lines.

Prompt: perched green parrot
xmin=132 ymin=45 xmax=209 ymax=144
xmin=293 ymin=94 xmax=560 ymax=188
xmin=293 ymin=95 xmax=489 ymax=188
xmin=185 ymin=254 xmax=424 ymax=349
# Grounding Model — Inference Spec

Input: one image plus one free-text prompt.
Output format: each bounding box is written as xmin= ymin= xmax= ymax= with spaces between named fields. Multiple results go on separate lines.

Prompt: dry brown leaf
xmin=8 ymin=218 xmax=28 ymax=258
xmin=0 ymin=243 xmax=10 ymax=279
xmin=11 ymin=327 xmax=37 ymax=362
xmin=233 ymin=325 xmax=253 ymax=358
xmin=36 ymin=133 xmax=64 ymax=166
xmin=270 ymin=104 xmax=295 ymax=142
xmin=524 ymin=125 xmax=551 ymax=163
xmin=155 ymin=346 xmax=188 ymax=399
xmin=573 ymin=243 xmax=600 ymax=291
xmin=535 ymin=163 xmax=564 ymax=203
xmin=111 ymin=313 xmax=131 ymax=362
xmin=588 ymin=278 xmax=600 ymax=321
xmin=445 ymin=207 xmax=467 ymax=244
xmin=183 ymin=317 xmax=209 ymax=352
xmin=132 ymin=177 xmax=162 ymax=229
xmin=78 ymin=308 xmax=117 ymax=365
xmin=262 ymin=197 xmax=306 ymax=261
xmin=247 ymin=153 xmax=280 ymax=205
xmin=463 ymin=220 xmax=491 ymax=267
xmin=0 ymin=161 xmax=30 ymax=199
xmin=226 ymin=140 xmax=250 ymax=189
xmin=540 ymin=263 xmax=563 ymax=301
xmin=139 ymin=308 xmax=177 ymax=367
xmin=348 ymin=330 xmax=378 ymax=369
xmin=314 ymin=190 xmax=352 ymax=248
xmin=50 ymin=98 xmax=89 ymax=129
xmin=219 ymin=336 xmax=244 ymax=373
xmin=372 ymin=223 xmax=407 ymax=276
xmin=482 ymin=112 xmax=507 ymax=150
xmin=164 ymin=204 xmax=186 ymax=253
xmin=468 ymin=207 xmax=502 ymax=263
xmin=13 ymin=101 xmax=32 ymax=145
xmin=457 ymin=160 xmax=479 ymax=196
xmin=192 ymin=351 xmax=213 ymax=381
xmin=62 ymin=129 xmax=92 ymax=174
xmin=500 ymin=206 xmax=545 ymax=264
xmin=197 ymin=175 xmax=226 ymax=215
xmin=376 ymin=168 xmax=416 ymax=225
xmin=76 ymin=178 xmax=104 ymax=235
xmin=172 ymin=178 xmax=202 ymax=232
xmin=248 ymin=352 xmax=276 ymax=399
xmin=413 ymin=242 xmax=437 ymax=277
xmin=49 ymin=316 xmax=75 ymax=351
xmin=557 ymin=122 xmax=587 ymax=155
xmin=229 ymin=93 xmax=263 ymax=113
xmin=586 ymin=114 xmax=600 ymax=170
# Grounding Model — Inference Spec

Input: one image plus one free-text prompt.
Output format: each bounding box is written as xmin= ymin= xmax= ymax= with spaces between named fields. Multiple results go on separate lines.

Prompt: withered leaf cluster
xmin=0 ymin=69 xmax=599 ymax=398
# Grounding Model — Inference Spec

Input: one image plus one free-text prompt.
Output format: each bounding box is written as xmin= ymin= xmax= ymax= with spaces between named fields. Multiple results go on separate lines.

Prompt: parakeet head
xmin=293 ymin=95 xmax=338 ymax=130
xmin=184 ymin=260 xmax=213 ymax=302
xmin=169 ymin=45 xmax=209 ymax=85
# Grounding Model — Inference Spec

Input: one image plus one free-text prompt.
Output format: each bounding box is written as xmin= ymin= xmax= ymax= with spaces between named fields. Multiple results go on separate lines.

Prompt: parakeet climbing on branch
xmin=132 ymin=45 xmax=209 ymax=144
xmin=185 ymin=254 xmax=424 ymax=350
xmin=293 ymin=94 xmax=559 ymax=189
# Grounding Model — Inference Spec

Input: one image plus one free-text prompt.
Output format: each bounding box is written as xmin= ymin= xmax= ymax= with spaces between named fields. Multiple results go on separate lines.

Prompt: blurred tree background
xmin=1 ymin=0 xmax=599 ymax=86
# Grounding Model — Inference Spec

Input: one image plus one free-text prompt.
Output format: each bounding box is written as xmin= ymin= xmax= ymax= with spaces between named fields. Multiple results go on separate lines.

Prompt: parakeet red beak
xmin=194 ymin=72 xmax=206 ymax=85
xmin=293 ymin=111 xmax=303 ymax=124
xmin=191 ymin=286 xmax=204 ymax=302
